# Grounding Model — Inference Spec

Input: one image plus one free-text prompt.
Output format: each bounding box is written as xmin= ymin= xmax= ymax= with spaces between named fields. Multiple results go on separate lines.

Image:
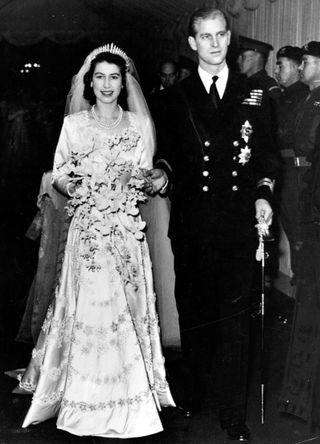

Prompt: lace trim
xmin=19 ymin=381 xmax=36 ymax=393
xmin=33 ymin=390 xmax=64 ymax=405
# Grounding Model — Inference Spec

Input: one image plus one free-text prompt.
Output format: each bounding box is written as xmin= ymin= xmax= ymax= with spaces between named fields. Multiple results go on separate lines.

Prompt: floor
xmin=0 ymin=192 xmax=319 ymax=444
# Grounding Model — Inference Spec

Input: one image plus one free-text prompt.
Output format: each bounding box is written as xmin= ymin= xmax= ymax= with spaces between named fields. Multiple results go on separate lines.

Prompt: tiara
xmin=87 ymin=43 xmax=130 ymax=70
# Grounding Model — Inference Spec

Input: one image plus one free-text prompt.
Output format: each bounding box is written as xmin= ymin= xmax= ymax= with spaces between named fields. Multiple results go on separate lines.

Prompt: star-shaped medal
xmin=238 ymin=146 xmax=252 ymax=165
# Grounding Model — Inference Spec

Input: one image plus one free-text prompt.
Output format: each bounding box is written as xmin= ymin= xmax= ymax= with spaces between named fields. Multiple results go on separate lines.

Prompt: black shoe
xmin=222 ymin=422 xmax=250 ymax=442
xmin=177 ymin=404 xmax=193 ymax=418
xmin=177 ymin=400 xmax=201 ymax=418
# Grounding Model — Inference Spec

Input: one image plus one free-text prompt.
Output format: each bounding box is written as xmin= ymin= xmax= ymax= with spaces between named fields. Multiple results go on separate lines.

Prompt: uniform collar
xmin=284 ymin=81 xmax=307 ymax=94
xmin=250 ymin=69 xmax=267 ymax=80
xmin=198 ymin=64 xmax=229 ymax=98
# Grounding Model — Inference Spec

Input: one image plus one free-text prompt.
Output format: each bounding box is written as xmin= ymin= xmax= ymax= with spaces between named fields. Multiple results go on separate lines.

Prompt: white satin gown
xmin=19 ymin=109 xmax=175 ymax=438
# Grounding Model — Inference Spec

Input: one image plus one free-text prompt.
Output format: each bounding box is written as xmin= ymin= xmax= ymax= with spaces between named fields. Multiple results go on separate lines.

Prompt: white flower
xmin=63 ymin=151 xmax=147 ymax=271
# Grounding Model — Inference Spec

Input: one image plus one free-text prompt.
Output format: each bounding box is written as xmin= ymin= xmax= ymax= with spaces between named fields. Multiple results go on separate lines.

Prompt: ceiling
xmin=0 ymin=0 xmax=212 ymax=45
xmin=105 ymin=0 xmax=203 ymax=27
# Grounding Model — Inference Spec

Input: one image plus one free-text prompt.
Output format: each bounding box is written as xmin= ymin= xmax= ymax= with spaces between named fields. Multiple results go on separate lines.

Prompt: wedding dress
xmin=19 ymin=109 xmax=175 ymax=438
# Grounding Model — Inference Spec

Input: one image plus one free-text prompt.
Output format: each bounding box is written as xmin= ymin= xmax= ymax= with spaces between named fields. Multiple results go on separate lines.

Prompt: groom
xmin=147 ymin=6 xmax=278 ymax=442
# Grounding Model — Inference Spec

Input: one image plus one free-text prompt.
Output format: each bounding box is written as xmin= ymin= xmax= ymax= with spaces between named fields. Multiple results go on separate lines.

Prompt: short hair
xmin=83 ymin=52 xmax=127 ymax=107
xmin=188 ymin=7 xmax=230 ymax=37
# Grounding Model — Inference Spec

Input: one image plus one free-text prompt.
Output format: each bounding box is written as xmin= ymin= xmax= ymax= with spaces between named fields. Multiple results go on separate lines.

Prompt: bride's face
xmin=91 ymin=61 xmax=123 ymax=105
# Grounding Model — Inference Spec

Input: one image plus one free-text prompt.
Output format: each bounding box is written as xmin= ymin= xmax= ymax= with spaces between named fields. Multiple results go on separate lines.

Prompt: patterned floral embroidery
xmin=48 ymin=367 xmax=63 ymax=381
xmin=35 ymin=390 xmax=64 ymax=405
xmin=19 ymin=381 xmax=37 ymax=392
xmin=103 ymin=128 xmax=141 ymax=153
xmin=32 ymin=348 xmax=45 ymax=364
xmin=69 ymin=353 xmax=141 ymax=386
xmin=61 ymin=389 xmax=152 ymax=412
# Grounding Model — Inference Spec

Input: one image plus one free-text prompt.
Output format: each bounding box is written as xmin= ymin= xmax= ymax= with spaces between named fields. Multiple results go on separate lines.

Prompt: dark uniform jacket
xmin=249 ymin=69 xmax=281 ymax=102
xmin=294 ymin=86 xmax=320 ymax=159
xmin=302 ymin=124 xmax=320 ymax=225
xmin=249 ymin=69 xmax=281 ymax=140
xmin=277 ymin=81 xmax=309 ymax=153
xmin=154 ymin=69 xmax=278 ymax=246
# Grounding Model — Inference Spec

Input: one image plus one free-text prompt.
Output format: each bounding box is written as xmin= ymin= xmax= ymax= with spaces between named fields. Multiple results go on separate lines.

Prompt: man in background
xmin=238 ymin=36 xmax=281 ymax=138
xmin=150 ymin=59 xmax=178 ymax=94
xmin=177 ymin=55 xmax=196 ymax=81
xmin=274 ymin=46 xmax=308 ymax=282
xmin=238 ymin=36 xmax=281 ymax=104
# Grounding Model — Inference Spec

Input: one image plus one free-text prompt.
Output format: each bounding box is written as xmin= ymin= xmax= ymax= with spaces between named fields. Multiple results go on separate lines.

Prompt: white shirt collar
xmin=198 ymin=64 xmax=229 ymax=98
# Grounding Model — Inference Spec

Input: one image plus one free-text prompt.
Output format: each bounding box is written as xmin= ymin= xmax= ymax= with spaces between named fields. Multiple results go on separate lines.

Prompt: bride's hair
xmin=83 ymin=53 xmax=128 ymax=107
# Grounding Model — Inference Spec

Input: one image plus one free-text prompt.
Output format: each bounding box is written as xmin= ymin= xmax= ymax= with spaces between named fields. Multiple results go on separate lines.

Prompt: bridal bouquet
xmin=62 ymin=149 xmax=148 ymax=270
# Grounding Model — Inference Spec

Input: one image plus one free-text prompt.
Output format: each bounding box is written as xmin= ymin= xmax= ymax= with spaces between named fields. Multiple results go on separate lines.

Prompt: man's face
xmin=299 ymin=55 xmax=320 ymax=87
xmin=159 ymin=63 xmax=178 ymax=88
xmin=274 ymin=57 xmax=299 ymax=87
xmin=238 ymin=50 xmax=256 ymax=76
xmin=188 ymin=15 xmax=231 ymax=73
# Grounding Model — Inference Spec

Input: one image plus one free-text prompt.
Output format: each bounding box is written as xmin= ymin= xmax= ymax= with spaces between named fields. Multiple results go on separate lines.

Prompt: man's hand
xmin=255 ymin=198 xmax=273 ymax=225
xmin=144 ymin=168 xmax=168 ymax=195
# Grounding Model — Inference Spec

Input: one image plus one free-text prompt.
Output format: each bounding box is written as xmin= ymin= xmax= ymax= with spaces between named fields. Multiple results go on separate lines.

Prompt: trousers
xmin=171 ymin=238 xmax=254 ymax=424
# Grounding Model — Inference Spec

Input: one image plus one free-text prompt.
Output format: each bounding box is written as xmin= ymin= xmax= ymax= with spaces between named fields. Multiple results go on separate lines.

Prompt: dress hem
xmin=56 ymin=424 xmax=164 ymax=438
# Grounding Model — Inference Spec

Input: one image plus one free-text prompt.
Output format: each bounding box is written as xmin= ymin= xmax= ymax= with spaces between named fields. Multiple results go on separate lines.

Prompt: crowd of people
xmin=3 ymin=4 xmax=320 ymax=442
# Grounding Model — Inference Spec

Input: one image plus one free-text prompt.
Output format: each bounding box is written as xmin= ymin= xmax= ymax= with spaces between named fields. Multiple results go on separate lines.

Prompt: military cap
xmin=301 ymin=41 xmax=320 ymax=58
xmin=276 ymin=46 xmax=303 ymax=64
xmin=238 ymin=35 xmax=273 ymax=57
xmin=178 ymin=56 xmax=197 ymax=72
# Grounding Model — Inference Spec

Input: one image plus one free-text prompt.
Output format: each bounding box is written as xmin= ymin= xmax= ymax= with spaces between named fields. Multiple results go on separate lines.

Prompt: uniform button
xmin=232 ymin=170 xmax=238 ymax=177
xmin=202 ymin=170 xmax=209 ymax=177
xmin=233 ymin=156 xmax=237 ymax=161
xmin=203 ymin=155 xmax=210 ymax=161
xmin=202 ymin=185 xmax=209 ymax=192
xmin=204 ymin=140 xmax=211 ymax=147
xmin=233 ymin=140 xmax=239 ymax=147
xmin=232 ymin=185 xmax=238 ymax=191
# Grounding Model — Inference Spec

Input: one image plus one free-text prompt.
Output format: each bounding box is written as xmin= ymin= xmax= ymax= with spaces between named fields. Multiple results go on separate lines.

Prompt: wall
xmin=232 ymin=0 xmax=320 ymax=75
xmin=157 ymin=0 xmax=320 ymax=76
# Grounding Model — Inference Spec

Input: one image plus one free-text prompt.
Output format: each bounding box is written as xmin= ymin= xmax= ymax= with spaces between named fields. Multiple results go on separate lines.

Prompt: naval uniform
xmin=154 ymin=66 xmax=278 ymax=426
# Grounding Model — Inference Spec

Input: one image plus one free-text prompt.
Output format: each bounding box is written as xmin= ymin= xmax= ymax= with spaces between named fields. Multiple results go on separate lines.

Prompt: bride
xmin=18 ymin=44 xmax=175 ymax=438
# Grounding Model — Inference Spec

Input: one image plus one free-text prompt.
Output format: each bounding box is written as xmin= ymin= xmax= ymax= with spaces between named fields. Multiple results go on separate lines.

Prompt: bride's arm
xmin=137 ymin=114 xmax=155 ymax=170
xmin=52 ymin=116 xmax=76 ymax=197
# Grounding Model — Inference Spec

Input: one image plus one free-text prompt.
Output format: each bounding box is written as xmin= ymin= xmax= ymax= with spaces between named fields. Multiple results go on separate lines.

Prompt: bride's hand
xmin=66 ymin=177 xmax=83 ymax=196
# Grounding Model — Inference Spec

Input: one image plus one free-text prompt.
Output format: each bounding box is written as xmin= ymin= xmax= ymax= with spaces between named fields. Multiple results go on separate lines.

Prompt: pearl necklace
xmin=91 ymin=105 xmax=123 ymax=129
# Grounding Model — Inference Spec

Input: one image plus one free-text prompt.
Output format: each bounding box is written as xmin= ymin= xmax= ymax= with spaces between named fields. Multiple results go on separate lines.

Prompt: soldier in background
xmin=238 ymin=36 xmax=281 ymax=103
xmin=238 ymin=36 xmax=281 ymax=139
xmin=279 ymin=41 xmax=320 ymax=429
xmin=274 ymin=46 xmax=309 ymax=282
xmin=238 ymin=36 xmax=282 ymax=283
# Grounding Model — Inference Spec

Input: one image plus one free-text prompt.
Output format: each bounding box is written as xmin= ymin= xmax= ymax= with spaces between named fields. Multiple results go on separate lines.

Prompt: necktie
xmin=209 ymin=75 xmax=220 ymax=108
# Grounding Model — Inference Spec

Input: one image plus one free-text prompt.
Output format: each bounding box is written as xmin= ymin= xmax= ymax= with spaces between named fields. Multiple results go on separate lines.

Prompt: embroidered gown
xmin=19 ymin=109 xmax=175 ymax=438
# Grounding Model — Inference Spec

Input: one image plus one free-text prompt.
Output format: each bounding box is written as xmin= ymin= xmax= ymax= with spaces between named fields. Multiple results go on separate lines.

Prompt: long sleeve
xmin=135 ymin=114 xmax=155 ymax=170
xmin=52 ymin=116 xmax=73 ymax=196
